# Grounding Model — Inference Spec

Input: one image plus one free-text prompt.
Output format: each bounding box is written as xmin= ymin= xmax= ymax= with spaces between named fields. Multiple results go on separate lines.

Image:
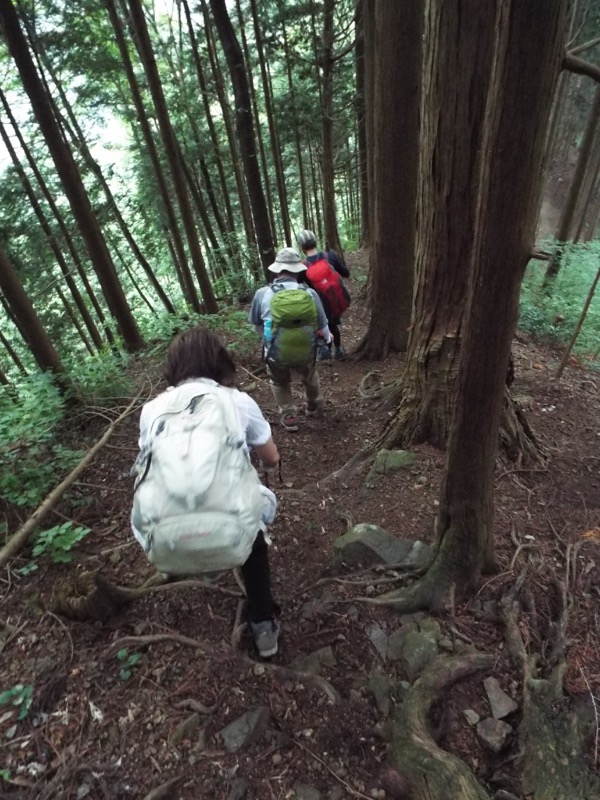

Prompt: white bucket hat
xmin=267 ymin=247 xmax=307 ymax=274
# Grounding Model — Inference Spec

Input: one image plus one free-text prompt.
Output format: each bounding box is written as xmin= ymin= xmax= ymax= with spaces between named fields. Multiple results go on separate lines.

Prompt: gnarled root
xmin=389 ymin=652 xmax=494 ymax=800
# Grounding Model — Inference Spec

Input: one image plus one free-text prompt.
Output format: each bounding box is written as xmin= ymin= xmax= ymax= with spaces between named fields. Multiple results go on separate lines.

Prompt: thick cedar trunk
xmin=354 ymin=1 xmax=422 ymax=359
xmin=0 ymin=247 xmax=70 ymax=390
xmin=107 ymin=0 xmax=195 ymax=308
xmin=209 ymin=0 xmax=275 ymax=277
xmin=320 ymin=0 xmax=343 ymax=257
xmin=377 ymin=0 xmax=566 ymax=613
xmin=435 ymin=0 xmax=566 ymax=594
xmin=379 ymin=0 xmax=496 ymax=435
xmin=127 ymin=0 xmax=218 ymax=313
xmin=0 ymin=1 xmax=144 ymax=352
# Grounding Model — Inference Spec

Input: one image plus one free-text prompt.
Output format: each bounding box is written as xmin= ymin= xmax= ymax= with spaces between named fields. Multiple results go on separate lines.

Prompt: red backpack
xmin=305 ymin=254 xmax=350 ymax=319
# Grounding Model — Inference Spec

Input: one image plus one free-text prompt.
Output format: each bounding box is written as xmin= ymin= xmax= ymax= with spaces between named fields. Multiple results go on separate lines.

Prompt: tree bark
xmin=209 ymin=0 xmax=275 ymax=277
xmin=0 ymin=0 xmax=144 ymax=352
xmin=354 ymin=1 xmax=422 ymax=359
xmin=127 ymin=0 xmax=218 ymax=313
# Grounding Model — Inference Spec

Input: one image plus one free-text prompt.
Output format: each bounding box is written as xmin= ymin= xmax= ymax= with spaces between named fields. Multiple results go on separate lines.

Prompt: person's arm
xmin=248 ymin=289 xmax=265 ymax=334
xmin=327 ymin=250 xmax=350 ymax=278
xmin=254 ymin=437 xmax=279 ymax=471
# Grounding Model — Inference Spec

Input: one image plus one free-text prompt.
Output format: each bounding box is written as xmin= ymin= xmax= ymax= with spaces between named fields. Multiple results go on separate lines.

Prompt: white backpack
xmin=130 ymin=381 xmax=269 ymax=575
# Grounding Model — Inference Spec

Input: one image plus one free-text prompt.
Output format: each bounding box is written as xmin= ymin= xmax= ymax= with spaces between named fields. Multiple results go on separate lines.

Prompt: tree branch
xmin=563 ymin=53 xmax=600 ymax=82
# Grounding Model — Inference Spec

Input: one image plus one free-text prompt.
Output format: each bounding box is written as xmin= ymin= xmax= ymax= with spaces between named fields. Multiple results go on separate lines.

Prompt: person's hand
xmin=326 ymin=333 xmax=334 ymax=346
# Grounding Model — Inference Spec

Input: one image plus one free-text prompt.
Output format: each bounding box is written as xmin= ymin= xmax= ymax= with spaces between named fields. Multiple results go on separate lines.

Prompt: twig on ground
xmin=231 ymin=598 xmax=247 ymax=648
xmin=579 ymin=665 xmax=599 ymax=767
xmin=142 ymin=775 xmax=186 ymax=800
xmin=293 ymin=738 xmax=373 ymax=799
xmin=172 ymin=690 xmax=224 ymax=716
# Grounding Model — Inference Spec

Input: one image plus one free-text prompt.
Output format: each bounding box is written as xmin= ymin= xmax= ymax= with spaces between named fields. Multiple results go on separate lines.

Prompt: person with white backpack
xmin=130 ymin=328 xmax=281 ymax=658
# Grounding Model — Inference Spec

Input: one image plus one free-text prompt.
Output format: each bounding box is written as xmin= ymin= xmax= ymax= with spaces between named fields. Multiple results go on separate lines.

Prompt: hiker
xmin=297 ymin=230 xmax=351 ymax=361
xmin=248 ymin=247 xmax=332 ymax=432
xmin=131 ymin=327 xmax=281 ymax=658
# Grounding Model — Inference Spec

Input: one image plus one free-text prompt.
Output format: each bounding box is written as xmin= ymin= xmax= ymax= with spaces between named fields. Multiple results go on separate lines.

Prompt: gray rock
xmin=228 ymin=777 xmax=248 ymax=800
xmin=463 ymin=709 xmax=480 ymax=726
xmin=219 ymin=706 xmax=270 ymax=752
xmin=484 ymin=677 xmax=519 ymax=719
xmin=366 ymin=449 xmax=419 ymax=487
xmin=367 ymin=674 xmax=394 ymax=717
xmin=300 ymin=589 xmax=337 ymax=619
xmin=292 ymin=646 xmax=336 ymax=675
xmin=334 ymin=524 xmax=414 ymax=567
xmin=405 ymin=540 xmax=434 ymax=570
xmin=292 ymin=783 xmax=322 ymax=800
xmin=476 ymin=717 xmax=513 ymax=752
xmin=366 ymin=622 xmax=389 ymax=659
xmin=492 ymin=791 xmax=521 ymax=800
xmin=389 ymin=629 xmax=439 ymax=681
xmin=169 ymin=713 xmax=201 ymax=745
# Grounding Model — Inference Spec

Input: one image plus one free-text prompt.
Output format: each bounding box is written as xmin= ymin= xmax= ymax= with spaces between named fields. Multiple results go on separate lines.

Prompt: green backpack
xmin=267 ymin=284 xmax=318 ymax=367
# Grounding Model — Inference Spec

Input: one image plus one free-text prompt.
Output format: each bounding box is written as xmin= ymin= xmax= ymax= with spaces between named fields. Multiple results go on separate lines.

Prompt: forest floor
xmin=1 ymin=249 xmax=600 ymax=800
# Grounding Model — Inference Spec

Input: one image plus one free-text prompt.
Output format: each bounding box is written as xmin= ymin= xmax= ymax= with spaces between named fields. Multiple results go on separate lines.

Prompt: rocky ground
xmin=1 ymin=250 xmax=599 ymax=799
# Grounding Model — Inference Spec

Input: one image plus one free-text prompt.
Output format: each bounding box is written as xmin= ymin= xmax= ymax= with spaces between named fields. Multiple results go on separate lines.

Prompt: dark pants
xmin=329 ymin=320 xmax=342 ymax=348
xmin=240 ymin=531 xmax=279 ymax=622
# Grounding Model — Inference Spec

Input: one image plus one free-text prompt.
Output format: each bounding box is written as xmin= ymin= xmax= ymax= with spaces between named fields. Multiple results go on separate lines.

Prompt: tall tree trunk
xmin=355 ymin=0 xmax=369 ymax=248
xmin=126 ymin=0 xmax=218 ymax=313
xmin=282 ymin=24 xmax=309 ymax=228
xmin=209 ymin=0 xmax=275 ymax=277
xmin=354 ymin=1 xmax=422 ymax=359
xmin=200 ymin=0 xmax=258 ymax=260
xmin=0 ymin=329 xmax=28 ymax=376
xmin=181 ymin=0 xmax=235 ymax=232
xmin=544 ymin=86 xmax=600 ymax=283
xmin=0 ymin=0 xmax=143 ymax=352
xmin=56 ymin=287 xmax=95 ymax=356
xmin=249 ymin=0 xmax=291 ymax=245
xmin=0 ymin=117 xmax=104 ymax=352
xmin=319 ymin=0 xmax=343 ymax=256
xmin=107 ymin=0 xmax=195 ymax=309
xmin=0 ymin=246 xmax=70 ymax=391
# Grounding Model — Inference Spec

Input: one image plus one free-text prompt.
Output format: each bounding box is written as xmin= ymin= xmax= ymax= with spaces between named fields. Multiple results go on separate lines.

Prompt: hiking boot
xmin=280 ymin=412 xmax=299 ymax=432
xmin=334 ymin=345 xmax=346 ymax=361
xmin=318 ymin=343 xmax=332 ymax=361
xmin=249 ymin=618 xmax=280 ymax=658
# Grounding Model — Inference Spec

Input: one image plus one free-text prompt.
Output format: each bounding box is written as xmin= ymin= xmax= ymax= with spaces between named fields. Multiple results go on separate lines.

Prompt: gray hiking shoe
xmin=249 ymin=618 xmax=280 ymax=658
xmin=280 ymin=412 xmax=299 ymax=432
xmin=305 ymin=400 xmax=323 ymax=417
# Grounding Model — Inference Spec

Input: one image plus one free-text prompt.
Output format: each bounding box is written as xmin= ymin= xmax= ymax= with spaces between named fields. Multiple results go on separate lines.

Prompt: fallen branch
xmin=0 ymin=394 xmax=142 ymax=570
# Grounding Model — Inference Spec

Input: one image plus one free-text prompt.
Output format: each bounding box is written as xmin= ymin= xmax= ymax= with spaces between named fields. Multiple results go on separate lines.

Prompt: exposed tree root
xmin=325 ymin=444 xmax=376 ymax=486
xmin=500 ymin=580 xmax=600 ymax=799
xmin=499 ymin=389 xmax=547 ymax=465
xmin=48 ymin=570 xmax=243 ymax=622
xmin=362 ymin=555 xmax=461 ymax=613
xmin=388 ymin=652 xmax=494 ymax=800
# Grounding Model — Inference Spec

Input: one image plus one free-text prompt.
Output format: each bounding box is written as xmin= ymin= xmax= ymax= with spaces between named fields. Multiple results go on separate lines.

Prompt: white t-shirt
xmin=138 ymin=379 xmax=272 ymax=450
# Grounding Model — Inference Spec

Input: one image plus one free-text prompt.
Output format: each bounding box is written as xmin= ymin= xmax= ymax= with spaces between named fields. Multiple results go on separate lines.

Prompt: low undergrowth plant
xmin=0 ymin=374 xmax=83 ymax=508
xmin=18 ymin=522 xmax=91 ymax=575
xmin=519 ymin=239 xmax=600 ymax=364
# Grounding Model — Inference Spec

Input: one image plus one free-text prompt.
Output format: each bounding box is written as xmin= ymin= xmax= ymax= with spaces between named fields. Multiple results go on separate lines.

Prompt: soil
xmin=1 ymin=249 xmax=599 ymax=800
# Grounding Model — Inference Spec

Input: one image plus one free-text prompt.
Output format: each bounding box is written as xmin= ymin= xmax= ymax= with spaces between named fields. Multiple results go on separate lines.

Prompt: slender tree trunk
xmin=319 ymin=0 xmax=343 ymax=257
xmin=209 ymin=0 xmax=275 ymax=277
xmin=200 ymin=0 xmax=258 ymax=259
xmin=0 ymin=1 xmax=143 ymax=352
xmin=0 ymin=246 xmax=70 ymax=390
xmin=56 ymin=287 xmax=95 ymax=356
xmin=126 ymin=0 xmax=218 ymax=313
xmin=0 ymin=329 xmax=28 ymax=376
xmin=107 ymin=0 xmax=195 ymax=309
xmin=0 ymin=117 xmax=104 ymax=352
xmin=249 ymin=0 xmax=291 ymax=245
xmin=544 ymin=86 xmax=600 ymax=282
xmin=282 ymin=24 xmax=309 ymax=227
xmin=355 ymin=0 xmax=369 ymax=248
xmin=181 ymin=0 xmax=235 ymax=231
